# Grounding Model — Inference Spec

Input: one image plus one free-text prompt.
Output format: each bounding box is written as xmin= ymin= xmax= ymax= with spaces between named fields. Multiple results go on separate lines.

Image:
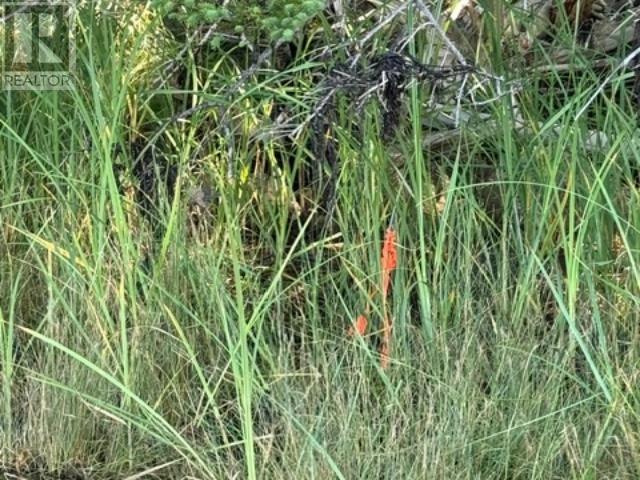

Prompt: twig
xmin=413 ymin=0 xmax=468 ymax=65
xmin=358 ymin=1 xmax=410 ymax=47
xmin=575 ymin=43 xmax=640 ymax=120
xmin=134 ymin=44 xmax=278 ymax=170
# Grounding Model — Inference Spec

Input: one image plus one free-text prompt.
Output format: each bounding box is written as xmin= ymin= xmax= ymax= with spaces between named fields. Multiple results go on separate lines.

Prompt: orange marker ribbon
xmin=349 ymin=226 xmax=398 ymax=369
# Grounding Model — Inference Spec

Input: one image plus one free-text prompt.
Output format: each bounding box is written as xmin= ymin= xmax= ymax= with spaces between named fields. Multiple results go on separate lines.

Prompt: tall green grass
xmin=1 ymin=1 xmax=639 ymax=478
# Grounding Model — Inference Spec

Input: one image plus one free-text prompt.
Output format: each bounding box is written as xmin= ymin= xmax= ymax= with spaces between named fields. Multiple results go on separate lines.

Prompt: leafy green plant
xmin=152 ymin=0 xmax=325 ymax=43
